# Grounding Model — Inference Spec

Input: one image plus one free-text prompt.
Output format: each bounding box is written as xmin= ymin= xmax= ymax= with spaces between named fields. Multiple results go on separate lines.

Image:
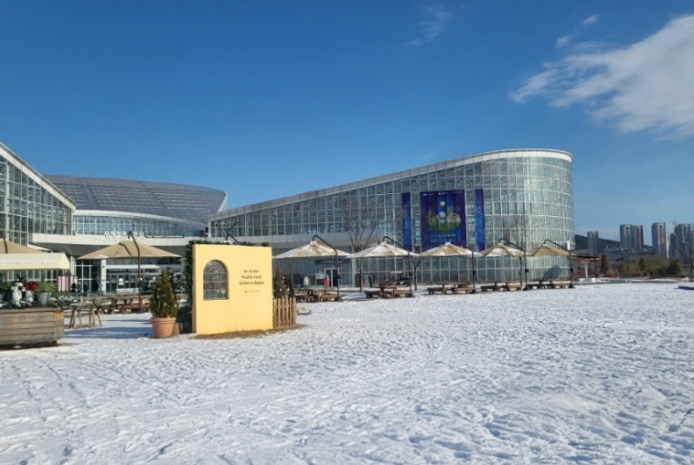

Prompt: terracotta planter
xmin=151 ymin=317 xmax=177 ymax=339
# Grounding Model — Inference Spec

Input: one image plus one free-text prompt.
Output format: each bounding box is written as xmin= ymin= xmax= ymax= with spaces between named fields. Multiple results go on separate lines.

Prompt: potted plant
xmin=150 ymin=271 xmax=178 ymax=338
xmin=36 ymin=281 xmax=56 ymax=306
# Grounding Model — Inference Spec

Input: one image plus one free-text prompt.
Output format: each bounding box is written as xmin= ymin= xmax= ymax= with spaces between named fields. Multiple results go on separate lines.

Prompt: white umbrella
xmin=0 ymin=253 xmax=70 ymax=271
xmin=481 ymin=241 xmax=525 ymax=287
xmin=481 ymin=242 xmax=524 ymax=258
xmin=351 ymin=241 xmax=417 ymax=294
xmin=420 ymin=242 xmax=481 ymax=291
xmin=528 ymin=241 xmax=573 ymax=287
xmin=273 ymin=239 xmax=351 ymax=299
xmin=350 ymin=241 xmax=418 ymax=259
xmin=273 ymin=241 xmax=351 ymax=259
xmin=528 ymin=244 xmax=569 ymax=257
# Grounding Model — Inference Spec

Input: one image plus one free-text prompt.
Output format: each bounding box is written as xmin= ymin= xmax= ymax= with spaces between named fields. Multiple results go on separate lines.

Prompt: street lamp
xmin=382 ymin=235 xmax=414 ymax=296
xmin=126 ymin=231 xmax=143 ymax=311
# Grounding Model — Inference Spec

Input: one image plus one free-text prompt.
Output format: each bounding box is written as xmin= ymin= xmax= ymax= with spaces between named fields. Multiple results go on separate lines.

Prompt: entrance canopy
xmin=0 ymin=253 xmax=70 ymax=271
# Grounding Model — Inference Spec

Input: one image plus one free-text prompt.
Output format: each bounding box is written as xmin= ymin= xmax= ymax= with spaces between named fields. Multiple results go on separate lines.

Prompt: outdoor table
xmin=110 ymin=296 xmax=143 ymax=312
xmin=68 ymin=302 xmax=101 ymax=329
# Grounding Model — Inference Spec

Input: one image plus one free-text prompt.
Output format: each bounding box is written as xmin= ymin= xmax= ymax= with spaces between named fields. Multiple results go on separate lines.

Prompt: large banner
xmin=401 ymin=193 xmax=412 ymax=250
xmin=419 ymin=190 xmax=466 ymax=250
xmin=474 ymin=188 xmax=486 ymax=251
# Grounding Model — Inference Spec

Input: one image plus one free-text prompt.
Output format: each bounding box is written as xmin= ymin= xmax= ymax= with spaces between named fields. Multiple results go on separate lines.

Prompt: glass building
xmin=41 ymin=175 xmax=228 ymax=293
xmin=0 ymin=142 xmax=75 ymax=281
xmin=46 ymin=175 xmax=228 ymax=237
xmin=208 ymin=149 xmax=575 ymax=286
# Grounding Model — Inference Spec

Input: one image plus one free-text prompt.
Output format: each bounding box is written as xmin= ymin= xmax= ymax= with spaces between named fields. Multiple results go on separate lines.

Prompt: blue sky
xmin=1 ymin=1 xmax=693 ymax=244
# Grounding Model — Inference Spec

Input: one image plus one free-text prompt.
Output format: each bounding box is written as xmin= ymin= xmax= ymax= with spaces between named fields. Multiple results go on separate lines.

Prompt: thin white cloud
xmin=555 ymin=13 xmax=600 ymax=49
xmin=512 ymin=14 xmax=694 ymax=138
xmin=408 ymin=4 xmax=453 ymax=47
xmin=420 ymin=151 xmax=435 ymax=161
xmin=555 ymin=35 xmax=571 ymax=49
xmin=583 ymin=14 xmax=600 ymax=26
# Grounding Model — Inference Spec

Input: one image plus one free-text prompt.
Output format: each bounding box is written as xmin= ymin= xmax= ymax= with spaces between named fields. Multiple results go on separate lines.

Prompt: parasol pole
xmin=127 ymin=231 xmax=142 ymax=310
xmin=312 ymin=235 xmax=342 ymax=301
xmin=382 ymin=235 xmax=414 ymax=297
xmin=498 ymin=238 xmax=527 ymax=290
xmin=471 ymin=247 xmax=477 ymax=294
xmin=541 ymin=239 xmax=574 ymax=288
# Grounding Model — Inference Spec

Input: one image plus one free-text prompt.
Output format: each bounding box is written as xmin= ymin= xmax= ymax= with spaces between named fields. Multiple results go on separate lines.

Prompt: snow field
xmin=1 ymin=283 xmax=693 ymax=464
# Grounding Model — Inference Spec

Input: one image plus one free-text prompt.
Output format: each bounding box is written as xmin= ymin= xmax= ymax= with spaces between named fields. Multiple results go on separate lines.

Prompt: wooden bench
xmin=364 ymin=289 xmax=383 ymax=299
xmin=427 ymin=286 xmax=446 ymax=295
xmin=317 ymin=292 xmax=340 ymax=302
xmin=504 ymin=283 xmax=523 ymax=291
xmin=549 ymin=280 xmax=571 ymax=289
xmin=449 ymin=285 xmax=474 ymax=294
xmin=480 ymin=283 xmax=499 ymax=292
xmin=392 ymin=287 xmax=413 ymax=298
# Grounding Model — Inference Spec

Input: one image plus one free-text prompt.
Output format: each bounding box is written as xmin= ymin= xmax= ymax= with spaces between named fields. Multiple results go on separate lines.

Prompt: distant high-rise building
xmin=587 ymin=231 xmax=600 ymax=256
xmin=670 ymin=223 xmax=694 ymax=262
xmin=651 ymin=223 xmax=667 ymax=258
xmin=619 ymin=224 xmax=632 ymax=250
xmin=619 ymin=224 xmax=644 ymax=251
xmin=632 ymin=225 xmax=644 ymax=250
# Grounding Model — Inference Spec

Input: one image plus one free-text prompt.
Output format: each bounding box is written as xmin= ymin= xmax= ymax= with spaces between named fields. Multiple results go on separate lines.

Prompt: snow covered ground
xmin=1 ymin=283 xmax=693 ymax=464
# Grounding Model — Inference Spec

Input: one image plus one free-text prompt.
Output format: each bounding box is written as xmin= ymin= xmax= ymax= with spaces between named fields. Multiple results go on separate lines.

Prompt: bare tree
xmin=502 ymin=212 xmax=530 ymax=251
xmin=502 ymin=209 xmax=532 ymax=285
xmin=340 ymin=194 xmax=380 ymax=290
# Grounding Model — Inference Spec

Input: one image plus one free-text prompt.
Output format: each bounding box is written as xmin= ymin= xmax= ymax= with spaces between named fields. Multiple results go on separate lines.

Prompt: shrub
xmin=36 ymin=281 xmax=56 ymax=294
xmin=150 ymin=272 xmax=178 ymax=318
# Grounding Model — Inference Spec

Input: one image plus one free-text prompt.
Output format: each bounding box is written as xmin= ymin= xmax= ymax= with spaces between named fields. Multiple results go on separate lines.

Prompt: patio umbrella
xmin=273 ymin=238 xmax=351 ymax=299
xmin=420 ymin=242 xmax=481 ymax=292
xmin=79 ymin=239 xmax=180 ymax=310
xmin=528 ymin=241 xmax=573 ymax=287
xmin=273 ymin=241 xmax=351 ymax=259
xmin=78 ymin=240 xmax=179 ymax=260
xmin=0 ymin=237 xmax=38 ymax=254
xmin=528 ymin=244 xmax=570 ymax=257
xmin=481 ymin=241 xmax=525 ymax=287
xmin=350 ymin=241 xmax=418 ymax=259
xmin=351 ymin=241 xmax=418 ymax=294
xmin=0 ymin=253 xmax=70 ymax=271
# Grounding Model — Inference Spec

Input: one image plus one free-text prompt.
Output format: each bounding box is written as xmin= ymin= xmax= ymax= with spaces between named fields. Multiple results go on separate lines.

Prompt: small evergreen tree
xmin=273 ymin=268 xmax=288 ymax=298
xmin=150 ymin=272 xmax=178 ymax=318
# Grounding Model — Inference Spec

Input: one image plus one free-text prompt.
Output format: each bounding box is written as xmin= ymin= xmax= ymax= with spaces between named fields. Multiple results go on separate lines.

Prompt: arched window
xmin=203 ymin=260 xmax=227 ymax=300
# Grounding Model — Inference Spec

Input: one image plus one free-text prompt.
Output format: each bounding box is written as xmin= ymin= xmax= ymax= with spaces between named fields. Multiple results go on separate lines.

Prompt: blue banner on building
xmin=401 ymin=192 xmax=412 ymax=250
xmin=419 ymin=190 xmax=466 ymax=250
xmin=474 ymin=188 xmax=486 ymax=251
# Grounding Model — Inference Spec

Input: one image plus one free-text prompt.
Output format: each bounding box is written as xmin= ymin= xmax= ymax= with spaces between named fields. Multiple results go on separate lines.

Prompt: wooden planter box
xmin=0 ymin=308 xmax=64 ymax=348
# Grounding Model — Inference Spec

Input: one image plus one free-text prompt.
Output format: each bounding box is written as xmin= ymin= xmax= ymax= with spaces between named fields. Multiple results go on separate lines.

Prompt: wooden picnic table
xmin=109 ymin=296 xmax=150 ymax=313
xmin=427 ymin=285 xmax=446 ymax=295
xmin=67 ymin=302 xmax=101 ymax=329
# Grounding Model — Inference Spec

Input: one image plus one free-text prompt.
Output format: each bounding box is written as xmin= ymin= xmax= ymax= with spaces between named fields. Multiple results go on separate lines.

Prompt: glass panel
xmin=203 ymin=260 xmax=227 ymax=299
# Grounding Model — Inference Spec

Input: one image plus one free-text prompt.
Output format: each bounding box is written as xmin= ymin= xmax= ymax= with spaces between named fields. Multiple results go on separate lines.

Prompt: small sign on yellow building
xmin=192 ymin=244 xmax=273 ymax=335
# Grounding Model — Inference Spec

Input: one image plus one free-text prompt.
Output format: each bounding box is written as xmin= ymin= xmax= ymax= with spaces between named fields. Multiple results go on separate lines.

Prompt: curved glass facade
xmin=72 ymin=214 xmax=204 ymax=237
xmin=211 ymin=149 xmax=575 ymax=286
